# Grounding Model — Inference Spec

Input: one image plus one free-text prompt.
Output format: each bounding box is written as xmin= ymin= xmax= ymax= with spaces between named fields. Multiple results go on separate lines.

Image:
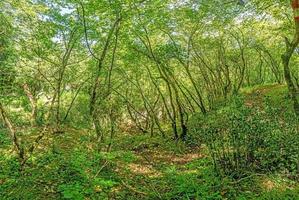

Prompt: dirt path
xmin=125 ymin=148 xmax=204 ymax=178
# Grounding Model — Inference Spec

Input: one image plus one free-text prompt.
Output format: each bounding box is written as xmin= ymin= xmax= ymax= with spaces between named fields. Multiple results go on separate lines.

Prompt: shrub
xmin=189 ymin=95 xmax=299 ymax=178
xmin=0 ymin=149 xmax=119 ymax=199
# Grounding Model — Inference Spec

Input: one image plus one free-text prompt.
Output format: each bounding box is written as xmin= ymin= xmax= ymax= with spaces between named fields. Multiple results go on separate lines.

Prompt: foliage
xmin=189 ymin=95 xmax=299 ymax=177
xmin=0 ymin=148 xmax=119 ymax=199
xmin=157 ymin=158 xmax=224 ymax=200
xmin=1 ymin=0 xmax=299 ymax=199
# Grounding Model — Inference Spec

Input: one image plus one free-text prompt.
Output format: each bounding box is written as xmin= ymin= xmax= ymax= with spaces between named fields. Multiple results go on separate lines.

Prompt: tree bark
xmin=0 ymin=103 xmax=24 ymax=160
xmin=281 ymin=0 xmax=299 ymax=117
xmin=23 ymin=83 xmax=37 ymax=125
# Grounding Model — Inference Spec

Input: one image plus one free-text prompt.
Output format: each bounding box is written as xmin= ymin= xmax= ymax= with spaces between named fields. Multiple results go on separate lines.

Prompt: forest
xmin=0 ymin=0 xmax=299 ymax=199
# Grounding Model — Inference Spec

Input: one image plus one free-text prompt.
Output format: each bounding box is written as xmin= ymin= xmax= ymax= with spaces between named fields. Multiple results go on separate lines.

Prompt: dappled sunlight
xmin=0 ymin=148 xmax=15 ymax=159
xmin=1 ymin=0 xmax=299 ymax=199
xmin=259 ymin=175 xmax=298 ymax=192
xmin=127 ymin=163 xmax=162 ymax=178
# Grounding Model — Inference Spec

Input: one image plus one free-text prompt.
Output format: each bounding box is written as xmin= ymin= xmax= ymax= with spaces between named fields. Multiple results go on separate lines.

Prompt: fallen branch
xmin=93 ymin=160 xmax=110 ymax=179
xmin=120 ymin=180 xmax=148 ymax=195
xmin=21 ymin=126 xmax=48 ymax=167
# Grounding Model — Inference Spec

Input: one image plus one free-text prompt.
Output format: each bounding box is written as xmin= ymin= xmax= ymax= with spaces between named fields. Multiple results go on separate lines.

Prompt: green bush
xmin=189 ymin=96 xmax=299 ymax=177
xmin=0 ymin=149 xmax=119 ymax=199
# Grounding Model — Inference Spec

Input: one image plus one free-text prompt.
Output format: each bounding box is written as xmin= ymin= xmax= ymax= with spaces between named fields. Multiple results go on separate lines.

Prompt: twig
xmin=121 ymin=180 xmax=148 ymax=195
xmin=93 ymin=160 xmax=109 ymax=179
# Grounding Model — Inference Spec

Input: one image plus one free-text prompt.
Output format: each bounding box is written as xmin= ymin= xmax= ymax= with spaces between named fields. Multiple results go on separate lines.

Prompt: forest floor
xmin=1 ymin=84 xmax=299 ymax=199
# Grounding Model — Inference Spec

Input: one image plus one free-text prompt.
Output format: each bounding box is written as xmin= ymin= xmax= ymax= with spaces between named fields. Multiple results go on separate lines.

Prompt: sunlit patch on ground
xmin=127 ymin=163 xmax=162 ymax=177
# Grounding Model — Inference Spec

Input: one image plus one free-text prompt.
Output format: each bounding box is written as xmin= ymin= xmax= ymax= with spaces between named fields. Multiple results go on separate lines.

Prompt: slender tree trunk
xmin=281 ymin=0 xmax=299 ymax=117
xmin=282 ymin=48 xmax=299 ymax=116
xmin=0 ymin=103 xmax=24 ymax=160
xmin=23 ymin=83 xmax=37 ymax=126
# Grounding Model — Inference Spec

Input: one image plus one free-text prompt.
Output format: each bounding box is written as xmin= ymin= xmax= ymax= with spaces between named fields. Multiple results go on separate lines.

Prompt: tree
xmin=281 ymin=0 xmax=299 ymax=116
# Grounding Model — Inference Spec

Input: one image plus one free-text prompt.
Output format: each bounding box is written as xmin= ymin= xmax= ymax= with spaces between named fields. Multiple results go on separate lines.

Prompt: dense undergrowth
xmin=0 ymin=85 xmax=299 ymax=199
xmin=190 ymin=95 xmax=299 ymax=178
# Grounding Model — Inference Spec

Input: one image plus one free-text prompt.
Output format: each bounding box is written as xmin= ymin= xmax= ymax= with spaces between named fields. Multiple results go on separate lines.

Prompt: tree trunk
xmin=282 ymin=47 xmax=299 ymax=116
xmin=0 ymin=103 xmax=24 ymax=160
xmin=281 ymin=0 xmax=299 ymax=117
xmin=23 ymin=83 xmax=37 ymax=126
